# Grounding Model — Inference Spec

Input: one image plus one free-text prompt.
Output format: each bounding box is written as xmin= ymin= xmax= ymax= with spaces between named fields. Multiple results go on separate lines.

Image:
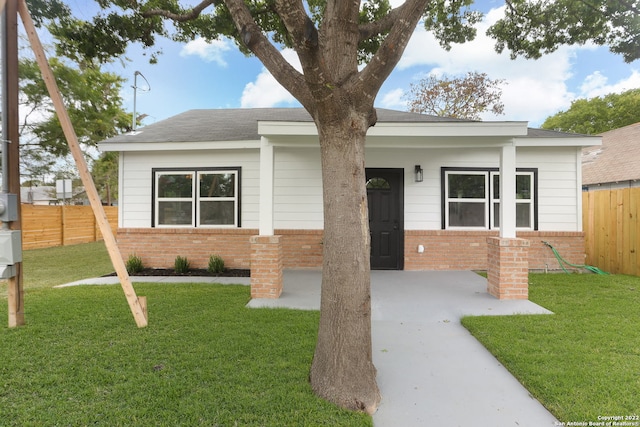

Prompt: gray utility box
xmin=0 ymin=193 xmax=19 ymax=222
xmin=0 ymin=230 xmax=22 ymax=265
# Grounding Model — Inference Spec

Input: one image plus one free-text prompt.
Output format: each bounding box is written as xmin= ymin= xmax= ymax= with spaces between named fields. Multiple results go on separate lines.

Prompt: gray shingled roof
xmin=101 ymin=108 xmax=472 ymax=144
xmin=100 ymin=107 xmax=580 ymax=144
xmin=582 ymin=122 xmax=640 ymax=185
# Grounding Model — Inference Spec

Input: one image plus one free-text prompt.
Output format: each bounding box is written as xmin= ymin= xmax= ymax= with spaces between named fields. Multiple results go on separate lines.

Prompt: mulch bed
xmin=103 ymin=268 xmax=250 ymax=278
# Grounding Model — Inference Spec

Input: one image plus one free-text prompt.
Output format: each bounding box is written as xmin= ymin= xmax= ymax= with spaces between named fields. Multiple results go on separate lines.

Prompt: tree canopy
xmin=91 ymin=151 xmax=119 ymax=205
xmin=20 ymin=57 xmax=131 ymax=156
xmin=12 ymin=3 xmax=130 ymax=195
xmin=405 ymin=71 xmax=505 ymax=120
xmin=488 ymin=0 xmax=640 ymax=63
xmin=541 ymin=89 xmax=640 ymax=135
xmin=48 ymin=0 xmax=640 ymax=67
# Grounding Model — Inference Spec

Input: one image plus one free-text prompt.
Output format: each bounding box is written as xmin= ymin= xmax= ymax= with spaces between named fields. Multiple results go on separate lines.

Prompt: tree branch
xmin=273 ymin=0 xmax=334 ymax=103
xmin=358 ymin=4 xmax=405 ymax=43
xmin=356 ymin=0 xmax=429 ymax=102
xmin=274 ymin=0 xmax=317 ymax=49
xmin=142 ymin=0 xmax=218 ymax=22
xmin=222 ymin=0 xmax=312 ymax=108
xmin=319 ymin=0 xmax=361 ymax=85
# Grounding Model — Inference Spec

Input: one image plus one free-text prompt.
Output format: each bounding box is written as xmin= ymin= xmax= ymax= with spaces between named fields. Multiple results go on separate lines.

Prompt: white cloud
xmin=240 ymin=49 xmax=301 ymax=108
xmin=379 ymin=88 xmax=405 ymax=110
xmin=579 ymin=70 xmax=640 ymax=98
xmin=180 ymin=37 xmax=232 ymax=67
xmin=390 ymin=6 xmax=589 ymax=125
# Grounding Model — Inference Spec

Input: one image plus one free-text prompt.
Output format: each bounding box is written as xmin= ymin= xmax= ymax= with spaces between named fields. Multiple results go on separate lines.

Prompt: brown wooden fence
xmin=583 ymin=188 xmax=640 ymax=275
xmin=20 ymin=205 xmax=118 ymax=250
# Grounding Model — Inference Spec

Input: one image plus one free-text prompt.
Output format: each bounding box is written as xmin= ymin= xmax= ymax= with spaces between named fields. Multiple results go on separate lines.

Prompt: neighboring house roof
xmin=101 ymin=108 xmax=587 ymax=146
xmin=582 ymin=122 xmax=640 ymax=186
xmin=20 ymin=186 xmax=57 ymax=204
xmin=20 ymin=185 xmax=91 ymax=205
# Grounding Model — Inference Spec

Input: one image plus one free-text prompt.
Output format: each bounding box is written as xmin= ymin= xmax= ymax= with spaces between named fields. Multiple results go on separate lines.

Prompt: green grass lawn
xmin=3 ymin=243 xmax=640 ymax=424
xmin=7 ymin=241 xmax=113 ymax=294
xmin=462 ymin=273 xmax=640 ymax=423
xmin=0 ymin=243 xmax=371 ymax=426
xmin=1 ymin=241 xmax=113 ymax=298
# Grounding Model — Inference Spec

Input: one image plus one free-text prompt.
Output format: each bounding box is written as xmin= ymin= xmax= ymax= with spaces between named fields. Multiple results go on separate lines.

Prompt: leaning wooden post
xmin=18 ymin=0 xmax=147 ymax=327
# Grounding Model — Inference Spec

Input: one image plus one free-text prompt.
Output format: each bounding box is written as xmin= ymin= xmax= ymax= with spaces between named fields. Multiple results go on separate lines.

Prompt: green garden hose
xmin=541 ymin=241 xmax=609 ymax=275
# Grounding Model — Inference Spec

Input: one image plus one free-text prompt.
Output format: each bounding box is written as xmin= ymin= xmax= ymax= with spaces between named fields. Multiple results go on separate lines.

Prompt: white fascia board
xmin=258 ymin=121 xmax=318 ymax=136
xmin=365 ymin=136 xmax=511 ymax=148
xmin=514 ymin=135 xmax=602 ymax=147
xmin=367 ymin=121 xmax=529 ymax=137
xmin=258 ymin=120 xmax=529 ymax=138
xmin=98 ymin=139 xmax=261 ymax=152
xmin=259 ymin=135 xmax=514 ymax=148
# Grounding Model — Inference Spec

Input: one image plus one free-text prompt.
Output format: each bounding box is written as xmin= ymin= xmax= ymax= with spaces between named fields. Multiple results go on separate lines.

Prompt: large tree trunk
xmin=309 ymin=108 xmax=381 ymax=414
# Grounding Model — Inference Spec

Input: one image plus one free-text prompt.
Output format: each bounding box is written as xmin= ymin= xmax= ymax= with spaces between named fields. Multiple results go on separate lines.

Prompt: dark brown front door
xmin=366 ymin=168 xmax=404 ymax=270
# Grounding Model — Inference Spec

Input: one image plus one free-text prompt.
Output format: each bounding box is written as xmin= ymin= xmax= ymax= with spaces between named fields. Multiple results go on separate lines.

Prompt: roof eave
xmin=515 ymin=135 xmax=602 ymax=147
xmin=258 ymin=120 xmax=530 ymax=138
xmin=99 ymin=140 xmax=261 ymax=152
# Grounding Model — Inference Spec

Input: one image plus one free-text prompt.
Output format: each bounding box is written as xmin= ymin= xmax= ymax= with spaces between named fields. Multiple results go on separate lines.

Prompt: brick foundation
xmin=487 ymin=237 xmax=530 ymax=300
xmin=116 ymin=228 xmax=255 ymax=269
xmin=405 ymin=230 xmax=584 ymax=271
xmin=278 ymin=229 xmax=323 ymax=269
xmin=115 ymin=228 xmax=583 ymax=275
xmin=116 ymin=228 xmax=323 ymax=270
xmin=250 ymin=235 xmax=283 ymax=298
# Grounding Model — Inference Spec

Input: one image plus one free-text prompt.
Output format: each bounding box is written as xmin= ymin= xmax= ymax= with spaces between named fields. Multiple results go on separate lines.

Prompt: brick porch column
xmin=487 ymin=237 xmax=530 ymax=300
xmin=250 ymin=235 xmax=283 ymax=298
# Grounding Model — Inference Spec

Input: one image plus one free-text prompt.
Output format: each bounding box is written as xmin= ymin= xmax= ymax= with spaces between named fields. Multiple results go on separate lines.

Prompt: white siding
xmin=367 ymin=147 xmax=501 ymax=230
xmin=120 ymin=149 xmax=260 ymax=228
xmin=273 ymin=147 xmax=323 ymax=229
xmin=367 ymin=146 xmax=582 ymax=231
xmin=516 ymin=146 xmax=581 ymax=231
xmin=119 ymin=144 xmax=582 ymax=232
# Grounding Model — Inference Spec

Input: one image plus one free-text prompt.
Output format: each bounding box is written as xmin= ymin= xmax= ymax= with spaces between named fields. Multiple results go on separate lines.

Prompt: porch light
xmin=414 ymin=165 xmax=423 ymax=182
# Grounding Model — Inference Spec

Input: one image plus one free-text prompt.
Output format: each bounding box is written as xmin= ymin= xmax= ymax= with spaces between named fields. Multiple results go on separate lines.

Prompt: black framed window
xmin=442 ymin=167 xmax=537 ymax=230
xmin=153 ymin=167 xmax=240 ymax=227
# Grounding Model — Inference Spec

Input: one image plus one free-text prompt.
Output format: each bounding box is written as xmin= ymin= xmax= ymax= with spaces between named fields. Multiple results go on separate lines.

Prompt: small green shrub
xmin=174 ymin=256 xmax=190 ymax=274
xmin=126 ymin=254 xmax=144 ymax=274
xmin=208 ymin=254 xmax=225 ymax=274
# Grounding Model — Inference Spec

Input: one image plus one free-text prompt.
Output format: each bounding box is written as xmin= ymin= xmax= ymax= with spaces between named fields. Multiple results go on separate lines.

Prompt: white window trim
xmin=154 ymin=168 xmax=240 ymax=228
xmin=196 ymin=171 xmax=239 ymax=228
xmin=444 ymin=170 xmax=489 ymax=230
xmin=443 ymin=169 xmax=536 ymax=231
xmin=490 ymin=171 xmax=535 ymax=231
xmin=155 ymin=170 xmax=196 ymax=228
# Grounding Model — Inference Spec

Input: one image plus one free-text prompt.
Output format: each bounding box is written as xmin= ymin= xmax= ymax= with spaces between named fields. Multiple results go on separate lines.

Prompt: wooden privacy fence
xmin=21 ymin=205 xmax=118 ymax=250
xmin=583 ymin=188 xmax=640 ymax=276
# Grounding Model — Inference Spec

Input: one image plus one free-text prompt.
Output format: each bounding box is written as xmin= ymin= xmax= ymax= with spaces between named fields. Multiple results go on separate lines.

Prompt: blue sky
xmin=69 ymin=0 xmax=640 ymax=129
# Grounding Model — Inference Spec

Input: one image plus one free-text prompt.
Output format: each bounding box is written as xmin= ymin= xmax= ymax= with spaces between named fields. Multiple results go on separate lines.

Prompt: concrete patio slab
xmin=249 ymin=270 xmax=558 ymax=427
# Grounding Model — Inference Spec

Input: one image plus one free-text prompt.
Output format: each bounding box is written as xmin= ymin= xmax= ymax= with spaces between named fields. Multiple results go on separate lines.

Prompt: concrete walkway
xmin=248 ymin=270 xmax=559 ymax=427
xmin=60 ymin=270 xmax=559 ymax=426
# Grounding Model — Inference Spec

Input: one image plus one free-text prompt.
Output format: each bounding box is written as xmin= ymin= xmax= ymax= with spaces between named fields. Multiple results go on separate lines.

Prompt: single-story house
xmin=21 ymin=185 xmax=58 ymax=205
xmin=582 ymin=122 xmax=640 ymax=191
xmin=99 ymin=108 xmax=600 ymax=300
xmin=20 ymin=184 xmax=91 ymax=205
